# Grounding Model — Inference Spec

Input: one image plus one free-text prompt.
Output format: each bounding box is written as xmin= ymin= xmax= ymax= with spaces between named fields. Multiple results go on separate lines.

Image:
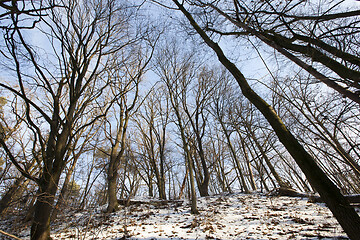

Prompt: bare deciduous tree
xmin=0 ymin=0 xmax=135 ymax=238
xmin=169 ymin=1 xmax=360 ymax=238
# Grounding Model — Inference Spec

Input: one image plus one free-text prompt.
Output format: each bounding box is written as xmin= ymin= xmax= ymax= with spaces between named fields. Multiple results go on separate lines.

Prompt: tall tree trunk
xmin=159 ymin=124 xmax=167 ymax=199
xmin=188 ymin=151 xmax=199 ymax=214
xmin=249 ymin=149 xmax=270 ymax=192
xmin=159 ymin=153 xmax=167 ymax=199
xmin=79 ymin=163 xmax=104 ymax=210
xmin=216 ymin=160 xmax=232 ymax=193
xmin=31 ymin=170 xmax=61 ymax=240
xmin=281 ymin=156 xmax=311 ymax=192
xmin=148 ymin=173 xmax=154 ymax=198
xmin=107 ymin=114 xmax=129 ymax=212
xmin=107 ymin=159 xmax=120 ymax=212
xmin=172 ymin=2 xmax=360 ymax=238
xmin=147 ymin=122 xmax=166 ymax=200
xmin=183 ymin=101 xmax=210 ymax=197
xmin=188 ymin=139 xmax=209 ymax=197
xmin=177 ymin=119 xmax=199 ymax=214
xmin=195 ymin=138 xmax=210 ymax=197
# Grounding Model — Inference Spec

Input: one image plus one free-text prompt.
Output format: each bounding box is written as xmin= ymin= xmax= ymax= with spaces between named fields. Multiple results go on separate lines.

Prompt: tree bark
xmin=107 ymin=160 xmax=120 ymax=212
xmin=31 ymin=170 xmax=61 ymax=240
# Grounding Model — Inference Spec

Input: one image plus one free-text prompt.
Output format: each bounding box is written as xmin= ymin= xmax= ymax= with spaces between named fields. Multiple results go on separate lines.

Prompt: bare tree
xmin=134 ymin=86 xmax=170 ymax=199
xmin=192 ymin=0 xmax=360 ymax=104
xmin=154 ymin=43 xmax=200 ymax=213
xmin=168 ymin=1 xmax=360 ymax=239
xmin=0 ymin=0 xmax=57 ymax=30
xmin=51 ymin=120 xmax=102 ymax=220
xmin=210 ymin=72 xmax=251 ymax=193
xmin=270 ymin=76 xmax=360 ymax=193
xmin=103 ymin=43 xmax=154 ymax=212
xmin=0 ymin=0 xmax=135 ymax=238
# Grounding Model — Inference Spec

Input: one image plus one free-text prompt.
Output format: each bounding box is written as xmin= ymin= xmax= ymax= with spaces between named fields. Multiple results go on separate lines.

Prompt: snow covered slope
xmin=48 ymin=193 xmax=352 ymax=240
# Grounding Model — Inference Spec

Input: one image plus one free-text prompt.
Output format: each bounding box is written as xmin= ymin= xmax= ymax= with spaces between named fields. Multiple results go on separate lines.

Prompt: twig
xmin=0 ymin=229 xmax=23 ymax=240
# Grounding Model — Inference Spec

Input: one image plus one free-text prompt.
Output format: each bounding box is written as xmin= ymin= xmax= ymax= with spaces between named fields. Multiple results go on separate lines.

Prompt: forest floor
xmin=1 ymin=192 xmax=356 ymax=240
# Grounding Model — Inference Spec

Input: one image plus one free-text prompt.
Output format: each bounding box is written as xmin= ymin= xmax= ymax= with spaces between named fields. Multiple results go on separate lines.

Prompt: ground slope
xmin=2 ymin=192 xmax=355 ymax=239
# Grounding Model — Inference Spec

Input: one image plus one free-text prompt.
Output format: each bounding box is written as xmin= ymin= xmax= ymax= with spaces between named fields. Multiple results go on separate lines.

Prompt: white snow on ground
xmin=3 ymin=192 xmax=355 ymax=239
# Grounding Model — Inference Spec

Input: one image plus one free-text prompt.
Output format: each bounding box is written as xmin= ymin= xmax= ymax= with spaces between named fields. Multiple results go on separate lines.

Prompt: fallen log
xmin=267 ymin=187 xmax=309 ymax=198
xmin=309 ymin=194 xmax=360 ymax=207
xmin=269 ymin=188 xmax=360 ymax=207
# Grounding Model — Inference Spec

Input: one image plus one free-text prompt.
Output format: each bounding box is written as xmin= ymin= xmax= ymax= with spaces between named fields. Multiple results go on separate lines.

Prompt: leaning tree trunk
xmin=172 ymin=2 xmax=360 ymax=239
xmin=30 ymin=126 xmax=70 ymax=240
xmin=248 ymin=136 xmax=277 ymax=189
xmin=178 ymin=167 xmax=189 ymax=199
xmin=241 ymin=121 xmax=290 ymax=189
xmin=0 ymin=176 xmax=27 ymax=216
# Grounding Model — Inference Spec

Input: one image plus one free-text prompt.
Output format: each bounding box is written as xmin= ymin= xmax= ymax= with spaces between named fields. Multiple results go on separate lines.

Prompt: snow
xmin=50 ymin=193 xmax=351 ymax=240
xmin=2 ymin=192 xmax=353 ymax=239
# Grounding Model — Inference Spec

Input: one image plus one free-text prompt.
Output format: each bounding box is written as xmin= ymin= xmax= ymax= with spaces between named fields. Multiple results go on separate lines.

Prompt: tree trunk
xmin=253 ymin=157 xmax=270 ymax=192
xmin=0 ymin=175 xmax=27 ymax=216
xmin=178 ymin=167 xmax=189 ymax=199
xmin=148 ymin=174 xmax=154 ymax=198
xmin=172 ymin=2 xmax=360 ymax=238
xmin=240 ymin=136 xmax=257 ymax=191
xmin=188 ymin=152 xmax=199 ymax=214
xmin=305 ymin=101 xmax=360 ymax=177
xmin=159 ymin=155 xmax=167 ymax=200
xmin=199 ymin=179 xmax=209 ymax=197
xmin=196 ymin=142 xmax=210 ymax=197
xmin=219 ymin=120 xmax=249 ymax=193
xmin=31 ymin=171 xmax=61 ymax=240
xmin=159 ymin=135 xmax=167 ymax=200
xmin=107 ymin=114 xmax=128 ymax=212
xmin=107 ymin=163 xmax=119 ymax=212
xmin=217 ymin=159 xmax=232 ymax=193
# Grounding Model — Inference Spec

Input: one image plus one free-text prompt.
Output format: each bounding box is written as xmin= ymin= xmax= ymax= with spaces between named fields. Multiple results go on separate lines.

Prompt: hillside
xmin=1 ymin=192 xmax=353 ymax=240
